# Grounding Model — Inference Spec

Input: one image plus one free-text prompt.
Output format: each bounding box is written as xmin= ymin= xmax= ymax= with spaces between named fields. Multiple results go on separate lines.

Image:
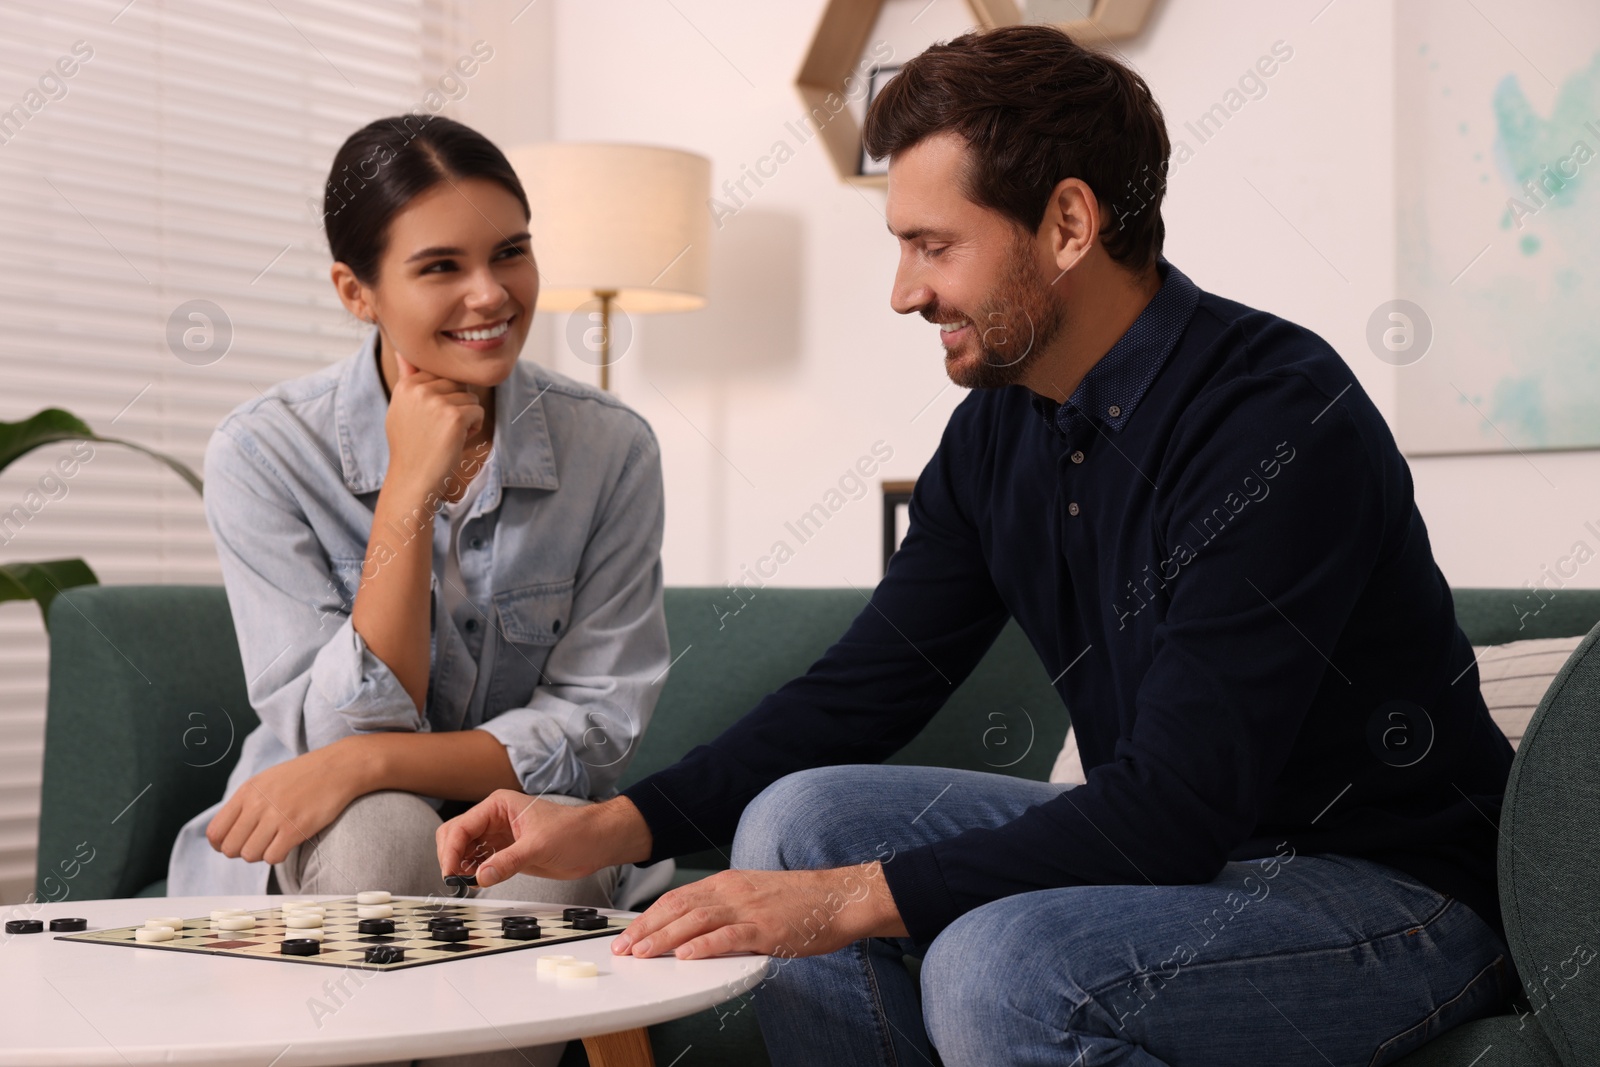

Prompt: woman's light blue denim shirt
xmin=167 ymin=329 xmax=669 ymax=894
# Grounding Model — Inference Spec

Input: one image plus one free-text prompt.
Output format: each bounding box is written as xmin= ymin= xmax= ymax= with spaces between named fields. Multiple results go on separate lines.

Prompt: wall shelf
xmin=798 ymin=0 xmax=1159 ymax=186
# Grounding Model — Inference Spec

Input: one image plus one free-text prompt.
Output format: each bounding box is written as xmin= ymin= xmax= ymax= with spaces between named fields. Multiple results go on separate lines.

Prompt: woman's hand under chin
xmin=382 ymin=348 xmax=486 ymax=500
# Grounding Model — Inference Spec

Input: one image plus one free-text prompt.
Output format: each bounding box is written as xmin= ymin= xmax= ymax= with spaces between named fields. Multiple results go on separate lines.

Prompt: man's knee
xmin=730 ymin=774 xmax=799 ymax=871
xmin=922 ymin=898 xmax=1073 ymax=1050
xmin=922 ymin=901 xmax=1007 ymax=1007
xmin=923 ymin=894 xmax=1147 ymax=1061
xmin=731 ymin=767 xmax=872 ymax=872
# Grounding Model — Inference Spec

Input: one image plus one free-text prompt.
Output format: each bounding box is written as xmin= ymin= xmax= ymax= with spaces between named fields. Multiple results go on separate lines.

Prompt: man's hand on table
xmin=436 ymin=790 xmax=908 ymax=960
xmin=611 ymin=863 xmax=908 ymax=960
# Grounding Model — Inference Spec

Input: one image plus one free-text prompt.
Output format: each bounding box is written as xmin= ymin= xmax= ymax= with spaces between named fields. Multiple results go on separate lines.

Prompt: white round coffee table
xmin=1 ymin=895 xmax=767 ymax=1067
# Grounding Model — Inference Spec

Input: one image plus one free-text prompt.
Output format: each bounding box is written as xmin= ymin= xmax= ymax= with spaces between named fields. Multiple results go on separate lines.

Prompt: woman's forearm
xmin=351 ymin=475 xmax=436 ymax=715
xmin=343 ymin=728 xmax=521 ymax=800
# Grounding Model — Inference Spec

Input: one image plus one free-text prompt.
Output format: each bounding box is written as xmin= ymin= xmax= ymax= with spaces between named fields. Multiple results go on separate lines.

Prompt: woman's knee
xmin=290 ymin=790 xmax=445 ymax=895
xmin=321 ymin=789 xmax=442 ymax=844
xmin=535 ymin=793 xmax=592 ymax=810
xmin=730 ymin=766 xmax=878 ymax=872
xmin=491 ymin=863 xmax=620 ymax=909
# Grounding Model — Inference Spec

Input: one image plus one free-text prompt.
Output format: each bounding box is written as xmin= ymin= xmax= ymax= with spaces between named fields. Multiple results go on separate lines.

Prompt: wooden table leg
xmin=582 ymin=1026 xmax=656 ymax=1067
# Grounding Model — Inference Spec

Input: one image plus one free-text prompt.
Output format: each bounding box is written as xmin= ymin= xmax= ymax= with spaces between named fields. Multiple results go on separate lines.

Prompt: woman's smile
xmin=440 ymin=312 xmax=517 ymax=350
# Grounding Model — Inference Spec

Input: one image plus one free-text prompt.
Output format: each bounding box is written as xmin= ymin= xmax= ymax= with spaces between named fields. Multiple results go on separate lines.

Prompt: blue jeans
xmin=728 ymin=765 xmax=1513 ymax=1067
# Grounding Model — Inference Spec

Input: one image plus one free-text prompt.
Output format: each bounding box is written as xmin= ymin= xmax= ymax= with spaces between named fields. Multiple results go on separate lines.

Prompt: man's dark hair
xmin=862 ymin=24 xmax=1170 ymax=273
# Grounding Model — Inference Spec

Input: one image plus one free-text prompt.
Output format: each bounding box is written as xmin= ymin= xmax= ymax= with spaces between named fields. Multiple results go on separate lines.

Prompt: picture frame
xmin=857 ymin=64 xmax=903 ymax=177
xmin=881 ymin=479 xmax=915 ymax=573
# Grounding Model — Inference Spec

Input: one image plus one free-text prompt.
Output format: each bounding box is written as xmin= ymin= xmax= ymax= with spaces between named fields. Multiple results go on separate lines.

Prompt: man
xmin=438 ymin=24 xmax=1516 ymax=1066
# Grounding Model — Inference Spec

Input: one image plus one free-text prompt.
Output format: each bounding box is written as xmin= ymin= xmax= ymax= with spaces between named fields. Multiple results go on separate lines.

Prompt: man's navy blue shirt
xmin=623 ymin=259 xmax=1513 ymax=948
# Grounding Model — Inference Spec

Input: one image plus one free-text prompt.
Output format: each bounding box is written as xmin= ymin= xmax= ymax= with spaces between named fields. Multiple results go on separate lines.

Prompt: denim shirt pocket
xmin=494 ymin=577 xmax=575 ymax=643
xmin=486 ymin=577 xmax=575 ymax=711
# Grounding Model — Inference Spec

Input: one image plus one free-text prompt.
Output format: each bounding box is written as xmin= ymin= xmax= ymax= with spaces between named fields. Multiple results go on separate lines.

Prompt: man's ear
xmin=1041 ymin=177 xmax=1098 ymax=279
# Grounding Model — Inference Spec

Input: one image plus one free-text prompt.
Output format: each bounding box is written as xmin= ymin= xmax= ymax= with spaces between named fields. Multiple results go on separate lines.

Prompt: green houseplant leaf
xmin=0 ymin=559 xmax=99 ymax=630
xmin=0 ymin=408 xmax=203 ymax=495
xmin=1 ymin=407 xmax=204 ymax=629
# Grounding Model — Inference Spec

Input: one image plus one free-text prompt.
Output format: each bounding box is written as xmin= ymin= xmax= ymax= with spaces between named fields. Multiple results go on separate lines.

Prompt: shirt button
xmin=1068 ymin=502 xmax=1081 ymax=516
xmin=1108 ymin=404 xmax=1121 ymax=417
xmin=464 ymin=618 xmax=479 ymax=633
xmin=1070 ymin=450 xmax=1085 ymax=464
xmin=469 ymin=536 xmax=483 ymax=550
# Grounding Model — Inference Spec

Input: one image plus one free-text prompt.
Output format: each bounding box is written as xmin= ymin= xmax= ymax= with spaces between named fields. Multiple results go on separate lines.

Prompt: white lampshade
xmin=507 ymin=142 xmax=711 ymax=314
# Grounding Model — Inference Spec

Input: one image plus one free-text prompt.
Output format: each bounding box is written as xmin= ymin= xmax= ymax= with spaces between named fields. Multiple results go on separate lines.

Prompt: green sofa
xmin=35 ymin=585 xmax=1600 ymax=1065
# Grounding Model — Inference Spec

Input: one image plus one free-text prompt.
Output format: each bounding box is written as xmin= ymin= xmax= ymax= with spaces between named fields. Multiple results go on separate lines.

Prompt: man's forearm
xmin=594 ymin=794 xmax=655 ymax=867
xmin=857 ymin=860 xmax=910 ymax=939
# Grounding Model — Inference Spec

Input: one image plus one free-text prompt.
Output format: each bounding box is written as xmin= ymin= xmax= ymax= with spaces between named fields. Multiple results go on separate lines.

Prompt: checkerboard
xmin=55 ymin=897 xmax=634 ymax=971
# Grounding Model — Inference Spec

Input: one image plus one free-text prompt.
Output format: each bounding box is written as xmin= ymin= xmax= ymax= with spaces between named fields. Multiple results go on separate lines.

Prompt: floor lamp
xmin=508 ymin=143 xmax=711 ymax=392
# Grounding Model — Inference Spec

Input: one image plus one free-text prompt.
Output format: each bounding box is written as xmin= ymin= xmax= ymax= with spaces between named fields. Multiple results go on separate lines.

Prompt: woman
xmin=166 ymin=115 xmax=670 ymax=921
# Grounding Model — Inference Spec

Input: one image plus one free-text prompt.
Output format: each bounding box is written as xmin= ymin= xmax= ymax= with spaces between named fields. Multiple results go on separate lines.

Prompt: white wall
xmin=541 ymin=0 xmax=973 ymax=591
xmin=535 ymin=0 xmax=1600 ymax=596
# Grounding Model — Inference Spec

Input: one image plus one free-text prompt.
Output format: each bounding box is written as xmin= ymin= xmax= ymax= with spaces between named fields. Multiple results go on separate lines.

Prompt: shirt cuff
xmin=880 ymin=842 xmax=963 ymax=950
xmin=473 ymin=708 xmax=591 ymax=799
xmin=307 ymin=617 xmax=422 ymax=733
xmin=618 ymin=778 xmax=703 ymax=864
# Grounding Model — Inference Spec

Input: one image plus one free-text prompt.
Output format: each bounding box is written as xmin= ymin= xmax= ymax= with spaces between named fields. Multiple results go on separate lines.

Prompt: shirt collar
xmin=335 ymin=327 xmax=560 ymax=503
xmin=1029 ymin=256 xmax=1199 ymax=437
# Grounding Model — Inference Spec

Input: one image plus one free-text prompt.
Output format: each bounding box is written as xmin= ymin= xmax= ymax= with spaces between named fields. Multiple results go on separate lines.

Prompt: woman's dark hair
xmin=321 ymin=114 xmax=530 ymax=284
xmin=862 ymin=24 xmax=1170 ymax=273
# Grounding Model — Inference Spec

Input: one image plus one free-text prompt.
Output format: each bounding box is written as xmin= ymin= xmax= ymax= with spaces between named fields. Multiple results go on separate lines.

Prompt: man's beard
xmin=938 ymin=235 xmax=1066 ymax=390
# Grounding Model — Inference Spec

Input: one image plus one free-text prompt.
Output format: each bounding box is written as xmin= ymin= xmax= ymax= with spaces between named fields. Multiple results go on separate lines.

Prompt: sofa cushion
xmin=1475 ymin=637 xmax=1583 ymax=748
xmin=39 ymin=585 xmax=256 ymax=902
xmin=1049 ymin=726 xmax=1086 ymax=786
xmin=1390 ymin=1013 xmax=1560 ymax=1067
xmin=1495 ymin=623 xmax=1600 ymax=1065
xmin=1450 ymin=589 xmax=1600 ymax=646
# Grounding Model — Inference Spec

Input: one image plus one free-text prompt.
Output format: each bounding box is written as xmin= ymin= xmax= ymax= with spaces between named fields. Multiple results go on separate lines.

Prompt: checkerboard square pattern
xmin=56 ymin=897 xmax=634 ymax=971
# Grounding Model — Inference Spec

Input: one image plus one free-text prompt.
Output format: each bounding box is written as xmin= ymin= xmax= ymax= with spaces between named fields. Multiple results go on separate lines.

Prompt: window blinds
xmin=0 ymin=0 xmax=467 ymax=903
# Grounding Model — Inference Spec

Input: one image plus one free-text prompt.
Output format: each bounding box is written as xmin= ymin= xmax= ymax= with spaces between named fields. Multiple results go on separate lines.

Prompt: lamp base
xmin=597 ymin=289 xmax=616 ymax=392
